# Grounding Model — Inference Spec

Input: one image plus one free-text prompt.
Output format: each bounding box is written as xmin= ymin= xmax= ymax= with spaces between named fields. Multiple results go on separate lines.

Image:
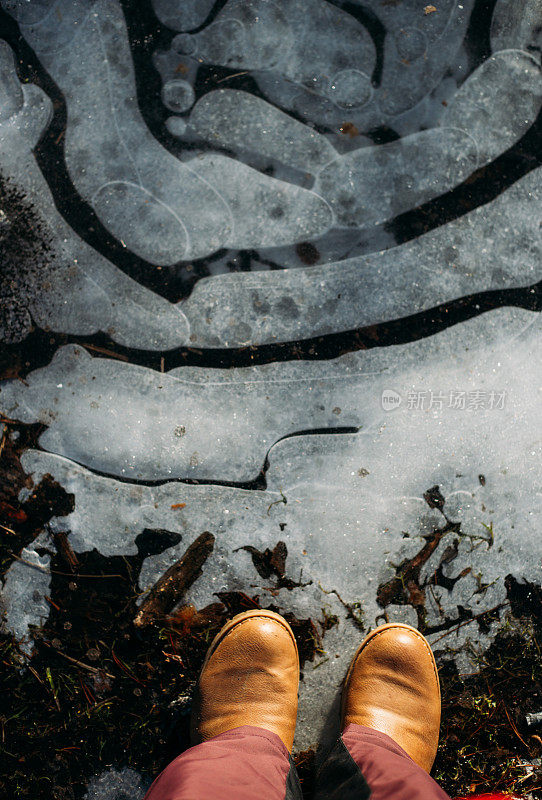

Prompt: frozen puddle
xmin=3 ymin=0 xmax=332 ymax=265
xmin=1 ymin=37 xmax=540 ymax=346
xmin=0 ymin=41 xmax=190 ymax=349
xmin=0 ymin=308 xmax=538 ymax=481
xmin=2 ymin=307 xmax=541 ymax=745
xmin=0 ymin=0 xmax=541 ymax=762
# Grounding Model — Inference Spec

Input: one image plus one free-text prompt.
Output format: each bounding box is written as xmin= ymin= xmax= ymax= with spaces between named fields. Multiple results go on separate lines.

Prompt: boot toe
xmin=342 ymin=623 xmax=441 ymax=772
xmin=193 ymin=611 xmax=300 ymax=751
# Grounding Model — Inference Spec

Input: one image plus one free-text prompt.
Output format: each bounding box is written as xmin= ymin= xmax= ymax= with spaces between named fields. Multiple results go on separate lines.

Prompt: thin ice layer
xmin=491 ymin=0 xmax=542 ymax=55
xmin=183 ymin=167 xmax=542 ymax=346
xmin=0 ymin=40 xmax=190 ymax=349
xmin=0 ymin=309 xmax=537 ymax=482
xmin=4 ymin=0 xmax=331 ymax=264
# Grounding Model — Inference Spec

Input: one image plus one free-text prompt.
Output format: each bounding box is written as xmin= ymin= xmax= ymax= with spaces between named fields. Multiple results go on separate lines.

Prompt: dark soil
xmin=0 ymin=502 xmax=323 ymax=799
xmin=433 ymin=580 xmax=542 ymax=798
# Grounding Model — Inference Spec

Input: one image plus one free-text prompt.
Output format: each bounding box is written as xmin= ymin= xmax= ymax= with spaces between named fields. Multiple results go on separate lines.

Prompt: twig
xmin=41 ymin=641 xmax=115 ymax=679
xmin=0 ymin=415 xmax=18 ymax=425
xmin=504 ymin=706 xmax=530 ymax=750
xmin=81 ymin=343 xmax=129 ymax=361
xmin=8 ymin=552 xmax=127 ymax=579
xmin=134 ymin=532 xmax=215 ymax=628
xmin=54 ymin=531 xmax=79 ymax=569
xmin=0 ymin=523 xmax=16 ymax=535
xmin=217 ymin=71 xmax=248 ymax=82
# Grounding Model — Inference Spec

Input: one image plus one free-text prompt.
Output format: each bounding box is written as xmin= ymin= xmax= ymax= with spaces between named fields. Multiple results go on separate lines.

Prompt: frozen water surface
xmin=7 ymin=305 xmax=541 ymax=744
xmin=183 ymin=167 xmax=542 ymax=346
xmin=0 ymin=0 xmax=541 ymax=766
xmin=4 ymin=0 xmax=332 ymax=264
xmin=0 ymin=41 xmax=190 ymax=349
xmin=1 ymin=32 xmax=539 ymax=349
xmin=0 ymin=309 xmax=538 ymax=481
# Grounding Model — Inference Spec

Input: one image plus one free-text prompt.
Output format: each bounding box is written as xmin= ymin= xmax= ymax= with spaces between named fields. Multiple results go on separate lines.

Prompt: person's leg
xmin=315 ymin=623 xmax=450 ymax=800
xmin=145 ymin=610 xmax=302 ymax=800
xmin=144 ymin=725 xmax=301 ymax=800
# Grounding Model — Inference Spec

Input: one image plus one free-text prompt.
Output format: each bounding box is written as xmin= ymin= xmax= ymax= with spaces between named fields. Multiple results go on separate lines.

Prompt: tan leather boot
xmin=191 ymin=609 xmax=299 ymax=751
xmin=341 ymin=623 xmax=441 ymax=771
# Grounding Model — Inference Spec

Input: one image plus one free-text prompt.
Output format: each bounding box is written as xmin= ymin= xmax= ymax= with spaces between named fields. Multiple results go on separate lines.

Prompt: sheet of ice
xmin=151 ymin=0 xmax=215 ymax=32
xmin=0 ymin=41 xmax=190 ymax=350
xmin=191 ymin=154 xmax=331 ymax=248
xmin=0 ymin=532 xmax=53 ymax=653
xmin=491 ymin=0 xmax=542 ymax=56
xmin=188 ymin=90 xmax=339 ymax=174
xmin=5 ymin=0 xmax=331 ymax=264
xmin=174 ymin=0 xmax=375 ymax=109
xmin=188 ymin=51 xmax=541 ymax=231
xmin=0 ymin=308 xmax=538 ymax=483
xmin=168 ymin=0 xmax=473 ymax=134
xmin=182 ymin=167 xmax=542 ymax=346
xmin=15 ymin=302 xmax=541 ymax=741
xmin=316 ymin=51 xmax=542 ymax=227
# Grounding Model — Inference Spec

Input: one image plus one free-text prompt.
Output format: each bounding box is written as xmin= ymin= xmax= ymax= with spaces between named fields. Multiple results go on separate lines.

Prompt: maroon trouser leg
xmin=144 ymin=726 xmax=301 ymax=800
xmin=144 ymin=723 xmax=450 ymax=800
xmin=336 ymin=724 xmax=450 ymax=799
